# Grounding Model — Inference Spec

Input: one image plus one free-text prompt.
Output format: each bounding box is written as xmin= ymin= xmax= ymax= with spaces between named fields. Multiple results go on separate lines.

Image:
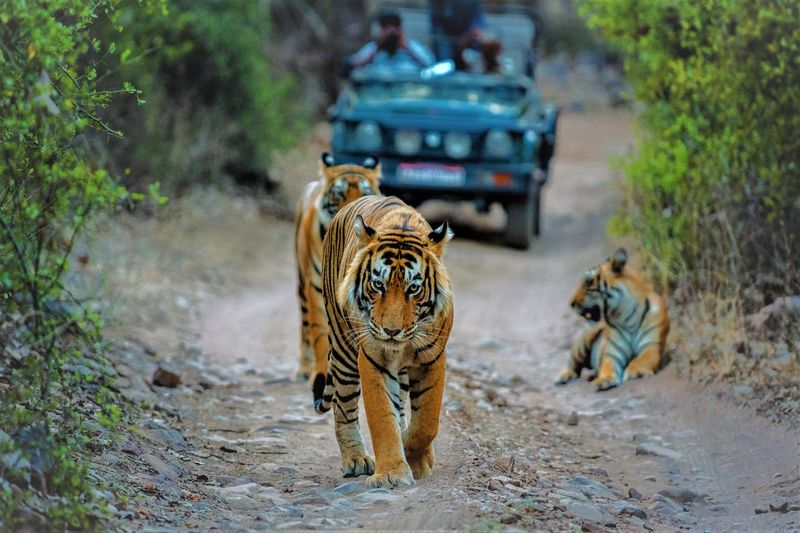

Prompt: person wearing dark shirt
xmin=429 ymin=0 xmax=501 ymax=73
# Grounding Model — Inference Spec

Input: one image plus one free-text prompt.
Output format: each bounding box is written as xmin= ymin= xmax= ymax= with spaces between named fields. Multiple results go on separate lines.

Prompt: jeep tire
xmin=504 ymin=188 xmax=535 ymax=249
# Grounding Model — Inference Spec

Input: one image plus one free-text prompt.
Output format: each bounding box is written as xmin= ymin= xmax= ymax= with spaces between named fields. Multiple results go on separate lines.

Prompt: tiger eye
xmin=370 ymin=279 xmax=385 ymax=293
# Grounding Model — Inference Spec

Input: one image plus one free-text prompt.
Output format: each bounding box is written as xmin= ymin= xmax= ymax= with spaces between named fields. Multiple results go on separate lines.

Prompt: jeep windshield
xmin=349 ymin=72 xmax=528 ymax=115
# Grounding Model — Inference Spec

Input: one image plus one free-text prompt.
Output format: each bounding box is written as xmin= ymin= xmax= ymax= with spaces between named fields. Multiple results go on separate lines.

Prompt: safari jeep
xmin=328 ymin=3 xmax=558 ymax=249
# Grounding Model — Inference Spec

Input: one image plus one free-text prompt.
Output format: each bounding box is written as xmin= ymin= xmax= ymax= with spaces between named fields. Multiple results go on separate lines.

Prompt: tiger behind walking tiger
xmin=295 ymin=153 xmax=380 ymax=381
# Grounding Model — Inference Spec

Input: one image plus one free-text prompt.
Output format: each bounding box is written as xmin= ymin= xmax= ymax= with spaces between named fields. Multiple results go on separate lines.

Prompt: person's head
xmin=378 ymin=10 xmax=402 ymax=30
xmin=377 ymin=10 xmax=403 ymax=54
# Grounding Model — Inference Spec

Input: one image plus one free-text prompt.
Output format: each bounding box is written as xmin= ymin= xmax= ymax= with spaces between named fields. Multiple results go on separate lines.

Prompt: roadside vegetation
xmin=1 ymin=2 xmax=144 ymax=527
xmin=0 ymin=1 xmax=304 ymax=528
xmin=95 ymin=0 xmax=305 ymax=195
xmin=2 ymin=0 xmax=797 ymax=529
xmin=582 ymin=0 xmax=800 ymax=409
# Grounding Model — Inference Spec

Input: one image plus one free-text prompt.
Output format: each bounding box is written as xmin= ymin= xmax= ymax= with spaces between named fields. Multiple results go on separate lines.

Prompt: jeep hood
xmin=357 ymin=97 xmax=522 ymax=119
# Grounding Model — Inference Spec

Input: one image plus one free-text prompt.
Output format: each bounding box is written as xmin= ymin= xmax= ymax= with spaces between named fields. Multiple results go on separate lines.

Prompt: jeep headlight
xmin=444 ymin=132 xmax=472 ymax=159
xmin=485 ymin=130 xmax=513 ymax=159
xmin=394 ymin=129 xmax=422 ymax=155
xmin=354 ymin=121 xmax=381 ymax=152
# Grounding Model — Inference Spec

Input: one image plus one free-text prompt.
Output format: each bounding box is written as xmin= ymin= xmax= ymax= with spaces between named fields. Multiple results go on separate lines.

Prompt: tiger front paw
xmin=366 ymin=462 xmax=415 ymax=488
xmin=407 ymin=446 xmax=435 ymax=480
xmin=342 ymin=454 xmax=375 ymax=477
xmin=594 ymin=375 xmax=620 ymax=391
xmin=555 ymin=368 xmax=579 ymax=385
xmin=624 ymin=366 xmax=655 ymax=381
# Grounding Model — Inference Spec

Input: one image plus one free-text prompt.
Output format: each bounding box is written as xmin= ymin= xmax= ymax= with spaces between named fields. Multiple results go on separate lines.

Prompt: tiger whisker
xmin=345 ymin=326 xmax=370 ymax=345
xmin=344 ymin=324 xmax=370 ymax=343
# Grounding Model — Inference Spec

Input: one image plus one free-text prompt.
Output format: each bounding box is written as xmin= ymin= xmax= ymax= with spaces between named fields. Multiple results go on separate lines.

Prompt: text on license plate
xmin=396 ymin=163 xmax=465 ymax=186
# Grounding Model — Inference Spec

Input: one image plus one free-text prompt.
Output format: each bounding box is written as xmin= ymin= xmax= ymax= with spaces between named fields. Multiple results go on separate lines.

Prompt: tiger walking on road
xmin=316 ymin=195 xmax=454 ymax=488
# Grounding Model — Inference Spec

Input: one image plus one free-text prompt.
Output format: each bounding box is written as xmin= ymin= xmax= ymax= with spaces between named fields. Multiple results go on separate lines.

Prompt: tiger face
xmin=338 ymin=215 xmax=452 ymax=348
xmin=570 ymin=248 xmax=629 ymax=323
xmin=319 ymin=153 xmax=380 ymax=223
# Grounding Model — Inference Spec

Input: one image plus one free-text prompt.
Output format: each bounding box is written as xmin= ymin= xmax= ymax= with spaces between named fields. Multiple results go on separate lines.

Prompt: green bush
xmin=0 ymin=1 xmax=154 ymax=527
xmin=583 ymin=0 xmax=800 ymax=305
xmin=95 ymin=0 xmax=306 ymax=194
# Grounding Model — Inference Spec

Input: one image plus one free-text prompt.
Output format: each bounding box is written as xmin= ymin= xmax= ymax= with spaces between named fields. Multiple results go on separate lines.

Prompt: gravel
xmin=635 ymin=442 xmax=683 ymax=460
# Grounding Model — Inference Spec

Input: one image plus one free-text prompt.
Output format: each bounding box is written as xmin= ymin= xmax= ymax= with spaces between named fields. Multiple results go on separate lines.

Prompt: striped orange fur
xmin=316 ymin=195 xmax=454 ymax=488
xmin=556 ymin=248 xmax=670 ymax=391
xmin=295 ymin=153 xmax=380 ymax=382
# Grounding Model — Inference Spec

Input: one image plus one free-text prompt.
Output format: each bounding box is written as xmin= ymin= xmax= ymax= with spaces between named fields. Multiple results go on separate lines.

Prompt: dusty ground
xmin=81 ymin=111 xmax=800 ymax=532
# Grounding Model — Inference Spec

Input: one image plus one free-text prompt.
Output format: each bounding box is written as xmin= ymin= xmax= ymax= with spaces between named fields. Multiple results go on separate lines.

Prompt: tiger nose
xmin=570 ymin=299 xmax=578 ymax=309
xmin=384 ymin=328 xmax=401 ymax=338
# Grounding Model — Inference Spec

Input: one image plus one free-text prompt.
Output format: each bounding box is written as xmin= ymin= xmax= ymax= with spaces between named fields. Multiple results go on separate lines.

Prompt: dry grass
xmin=672 ymin=293 xmax=747 ymax=376
xmin=669 ymin=288 xmax=800 ymax=426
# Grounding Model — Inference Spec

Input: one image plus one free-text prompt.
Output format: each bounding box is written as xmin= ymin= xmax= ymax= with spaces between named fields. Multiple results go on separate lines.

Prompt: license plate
xmin=396 ymin=163 xmax=465 ymax=186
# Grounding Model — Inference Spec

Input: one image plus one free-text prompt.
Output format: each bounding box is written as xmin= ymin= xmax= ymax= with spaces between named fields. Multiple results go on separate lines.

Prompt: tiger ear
xmin=373 ymin=161 xmax=383 ymax=184
xmin=321 ymin=152 xmax=336 ymax=167
xmin=354 ymin=215 xmax=376 ymax=243
xmin=428 ymin=221 xmax=454 ymax=255
xmin=611 ymin=247 xmax=628 ymax=273
xmin=362 ymin=155 xmax=379 ymax=169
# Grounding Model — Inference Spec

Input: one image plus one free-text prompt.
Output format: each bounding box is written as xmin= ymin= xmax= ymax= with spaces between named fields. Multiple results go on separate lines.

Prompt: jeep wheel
xmin=504 ymin=193 xmax=534 ymax=249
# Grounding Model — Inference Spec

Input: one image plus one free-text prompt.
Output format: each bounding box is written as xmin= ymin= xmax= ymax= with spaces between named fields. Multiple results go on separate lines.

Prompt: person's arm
xmin=405 ymin=39 xmax=436 ymax=67
xmin=349 ymin=41 xmax=379 ymax=69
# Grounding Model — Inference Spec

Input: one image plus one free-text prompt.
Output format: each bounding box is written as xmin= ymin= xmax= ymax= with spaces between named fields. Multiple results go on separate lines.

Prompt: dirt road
xmin=96 ymin=111 xmax=799 ymax=531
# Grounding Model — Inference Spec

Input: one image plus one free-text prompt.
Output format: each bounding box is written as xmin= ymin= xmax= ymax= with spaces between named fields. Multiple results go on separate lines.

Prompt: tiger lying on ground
xmin=315 ymin=195 xmax=454 ymax=488
xmin=295 ymin=152 xmax=381 ymax=381
xmin=556 ymin=248 xmax=670 ymax=391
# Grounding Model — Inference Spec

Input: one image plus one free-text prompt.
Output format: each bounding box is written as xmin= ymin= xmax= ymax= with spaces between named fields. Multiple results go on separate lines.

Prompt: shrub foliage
xmin=96 ymin=0 xmax=305 ymax=194
xmin=583 ymin=0 xmax=800 ymax=306
xmin=0 ymin=1 xmax=151 ymax=528
xmin=1 ymin=0 xmax=302 ymax=526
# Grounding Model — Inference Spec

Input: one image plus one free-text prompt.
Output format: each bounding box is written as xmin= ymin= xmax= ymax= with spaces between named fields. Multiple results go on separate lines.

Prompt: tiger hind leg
xmin=308 ymin=320 xmax=329 ymax=394
xmin=297 ymin=336 xmax=314 ymax=381
xmin=296 ymin=279 xmax=314 ymax=380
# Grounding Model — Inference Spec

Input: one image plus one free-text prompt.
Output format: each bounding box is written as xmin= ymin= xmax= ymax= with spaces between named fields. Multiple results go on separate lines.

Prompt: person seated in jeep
xmin=344 ymin=10 xmax=435 ymax=76
xmin=429 ymin=0 xmax=502 ymax=73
